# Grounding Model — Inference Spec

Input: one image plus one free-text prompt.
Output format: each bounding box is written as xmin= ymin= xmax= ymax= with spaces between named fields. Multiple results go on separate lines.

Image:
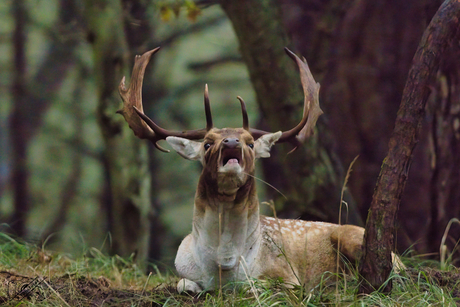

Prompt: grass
xmin=0 ymin=233 xmax=459 ymax=306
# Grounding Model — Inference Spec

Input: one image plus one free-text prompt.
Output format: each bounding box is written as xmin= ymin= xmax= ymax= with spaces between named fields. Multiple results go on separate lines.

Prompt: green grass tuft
xmin=0 ymin=233 xmax=459 ymax=306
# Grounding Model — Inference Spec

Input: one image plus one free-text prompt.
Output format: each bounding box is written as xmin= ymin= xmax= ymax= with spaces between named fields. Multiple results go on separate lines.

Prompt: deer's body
xmin=168 ymin=128 xmax=364 ymax=292
xmin=176 ymin=213 xmax=364 ymax=292
xmin=118 ymin=47 xmax=397 ymax=294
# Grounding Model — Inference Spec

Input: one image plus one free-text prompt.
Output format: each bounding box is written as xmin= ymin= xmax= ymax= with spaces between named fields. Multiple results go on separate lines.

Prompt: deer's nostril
xmin=223 ymin=138 xmax=240 ymax=148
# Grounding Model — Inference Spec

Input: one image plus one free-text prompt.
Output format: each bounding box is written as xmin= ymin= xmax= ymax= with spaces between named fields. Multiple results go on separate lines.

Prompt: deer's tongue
xmin=226 ymin=158 xmax=239 ymax=166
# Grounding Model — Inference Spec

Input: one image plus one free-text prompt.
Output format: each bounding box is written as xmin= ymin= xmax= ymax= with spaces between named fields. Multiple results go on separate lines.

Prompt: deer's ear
xmin=166 ymin=137 xmax=202 ymax=161
xmin=254 ymin=131 xmax=282 ymax=158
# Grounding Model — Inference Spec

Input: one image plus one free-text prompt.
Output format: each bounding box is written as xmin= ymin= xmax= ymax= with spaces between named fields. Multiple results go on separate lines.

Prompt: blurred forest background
xmin=1 ymin=0 xmax=460 ymax=270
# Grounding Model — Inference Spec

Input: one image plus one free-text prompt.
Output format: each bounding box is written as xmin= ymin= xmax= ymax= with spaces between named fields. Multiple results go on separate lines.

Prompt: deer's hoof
xmin=177 ymin=278 xmax=203 ymax=294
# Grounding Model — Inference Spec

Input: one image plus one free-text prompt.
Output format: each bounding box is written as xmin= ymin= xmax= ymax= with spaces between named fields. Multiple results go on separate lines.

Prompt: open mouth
xmin=220 ymin=148 xmax=242 ymax=167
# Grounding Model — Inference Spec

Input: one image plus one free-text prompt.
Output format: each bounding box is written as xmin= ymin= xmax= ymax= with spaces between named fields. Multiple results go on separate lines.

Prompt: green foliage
xmin=1 ymin=235 xmax=459 ymax=306
xmin=158 ymin=0 xmax=201 ymax=22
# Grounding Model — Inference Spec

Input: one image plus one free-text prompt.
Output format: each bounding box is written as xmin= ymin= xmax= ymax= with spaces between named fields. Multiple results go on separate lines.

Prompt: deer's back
xmin=256 ymin=216 xmax=364 ymax=287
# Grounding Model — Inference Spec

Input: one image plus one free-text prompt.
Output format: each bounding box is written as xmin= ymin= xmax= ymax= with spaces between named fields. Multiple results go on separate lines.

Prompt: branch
xmin=156 ymin=15 xmax=226 ymax=48
xmin=187 ymin=54 xmax=242 ymax=71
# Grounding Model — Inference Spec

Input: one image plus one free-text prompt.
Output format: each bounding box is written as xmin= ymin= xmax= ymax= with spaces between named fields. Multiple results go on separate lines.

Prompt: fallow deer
xmin=117 ymin=47 xmax=395 ymax=293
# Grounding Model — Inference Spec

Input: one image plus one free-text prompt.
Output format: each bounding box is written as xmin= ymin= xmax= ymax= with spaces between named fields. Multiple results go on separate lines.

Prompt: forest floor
xmin=1 ymin=233 xmax=460 ymax=306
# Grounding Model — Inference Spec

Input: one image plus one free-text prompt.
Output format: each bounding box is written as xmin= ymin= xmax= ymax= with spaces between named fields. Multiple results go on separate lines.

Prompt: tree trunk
xmin=121 ymin=0 xmax=165 ymax=263
xmin=426 ymin=29 xmax=460 ymax=258
xmin=8 ymin=0 xmax=82 ymax=237
xmin=319 ymin=0 xmax=437 ymax=220
xmin=359 ymin=0 xmax=460 ymax=293
xmin=83 ymin=0 xmax=152 ymax=265
xmin=10 ymin=0 xmax=28 ymax=237
xmin=221 ymin=0 xmax=363 ymax=225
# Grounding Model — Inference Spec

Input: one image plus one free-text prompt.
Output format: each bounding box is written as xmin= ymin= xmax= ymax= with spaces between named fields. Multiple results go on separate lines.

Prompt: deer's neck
xmin=192 ymin=176 xmax=260 ymax=270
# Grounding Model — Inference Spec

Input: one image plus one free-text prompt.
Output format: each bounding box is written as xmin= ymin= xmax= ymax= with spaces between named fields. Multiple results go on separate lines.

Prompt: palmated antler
xmin=249 ymin=48 xmax=323 ymax=150
xmin=118 ymin=47 xmax=213 ymax=152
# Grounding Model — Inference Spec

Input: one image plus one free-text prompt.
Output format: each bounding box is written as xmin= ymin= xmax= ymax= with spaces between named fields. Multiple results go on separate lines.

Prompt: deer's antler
xmin=118 ymin=47 xmax=321 ymax=153
xmin=237 ymin=96 xmax=249 ymax=130
xmin=250 ymin=48 xmax=323 ymax=150
xmin=117 ymin=47 xmax=212 ymax=152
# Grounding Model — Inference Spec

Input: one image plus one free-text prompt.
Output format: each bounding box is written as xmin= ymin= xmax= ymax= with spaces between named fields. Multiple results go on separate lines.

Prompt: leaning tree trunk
xmin=359 ymin=0 xmax=460 ymax=293
xmin=220 ymin=0 xmax=363 ymax=225
xmin=83 ymin=0 xmax=152 ymax=265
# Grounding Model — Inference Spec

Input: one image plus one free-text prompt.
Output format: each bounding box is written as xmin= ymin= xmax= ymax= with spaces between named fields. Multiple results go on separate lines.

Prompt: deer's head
xmin=117 ymin=47 xmax=322 ymax=198
xmin=166 ymin=122 xmax=282 ymax=197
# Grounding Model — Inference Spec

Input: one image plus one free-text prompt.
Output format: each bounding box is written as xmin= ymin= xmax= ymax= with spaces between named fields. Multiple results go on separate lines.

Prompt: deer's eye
xmin=204 ymin=143 xmax=212 ymax=151
xmin=248 ymin=143 xmax=254 ymax=149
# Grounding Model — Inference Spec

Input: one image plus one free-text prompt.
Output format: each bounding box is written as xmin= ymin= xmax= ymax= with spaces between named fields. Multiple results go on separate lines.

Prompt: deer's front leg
xmin=175 ymin=234 xmax=204 ymax=293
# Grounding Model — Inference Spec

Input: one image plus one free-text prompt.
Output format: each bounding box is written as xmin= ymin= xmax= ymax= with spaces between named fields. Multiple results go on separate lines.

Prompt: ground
xmin=1 ymin=266 xmax=460 ymax=306
xmin=1 ymin=234 xmax=460 ymax=306
xmin=0 ymin=270 xmax=179 ymax=306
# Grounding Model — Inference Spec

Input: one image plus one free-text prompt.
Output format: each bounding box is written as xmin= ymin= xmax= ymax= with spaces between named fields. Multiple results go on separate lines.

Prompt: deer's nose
xmin=223 ymin=137 xmax=240 ymax=149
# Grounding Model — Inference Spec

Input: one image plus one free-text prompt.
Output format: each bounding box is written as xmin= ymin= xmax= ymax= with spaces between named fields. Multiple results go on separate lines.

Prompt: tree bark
xmin=221 ymin=0 xmax=363 ymax=225
xmin=83 ymin=0 xmax=152 ymax=265
xmin=359 ymin=0 xmax=460 ymax=293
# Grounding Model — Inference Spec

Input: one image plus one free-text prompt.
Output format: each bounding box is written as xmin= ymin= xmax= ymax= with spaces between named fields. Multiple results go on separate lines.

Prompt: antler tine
xmin=250 ymin=48 xmax=323 ymax=150
xmin=118 ymin=47 xmax=208 ymax=152
xmin=237 ymin=96 xmax=249 ymax=130
xmin=132 ymin=105 xmax=208 ymax=141
xmin=204 ymin=84 xmax=213 ymax=131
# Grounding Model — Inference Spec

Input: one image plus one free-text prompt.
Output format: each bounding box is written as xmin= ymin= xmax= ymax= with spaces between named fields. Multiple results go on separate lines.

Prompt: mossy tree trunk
xmin=358 ymin=0 xmax=460 ymax=293
xmin=83 ymin=0 xmax=152 ymax=265
xmin=220 ymin=0 xmax=363 ymax=225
